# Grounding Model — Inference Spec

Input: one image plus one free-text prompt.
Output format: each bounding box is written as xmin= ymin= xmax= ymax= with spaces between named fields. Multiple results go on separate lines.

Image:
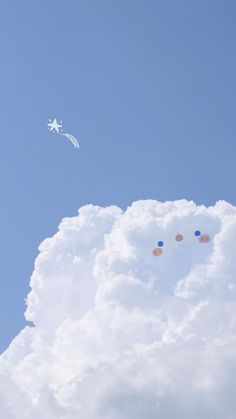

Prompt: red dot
xmin=175 ymin=234 xmax=184 ymax=242
xmin=152 ymin=248 xmax=163 ymax=256
xmin=199 ymin=234 xmax=210 ymax=243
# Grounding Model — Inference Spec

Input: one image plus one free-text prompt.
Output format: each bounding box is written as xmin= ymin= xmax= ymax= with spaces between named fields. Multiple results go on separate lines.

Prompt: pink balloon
xmin=152 ymin=248 xmax=163 ymax=256
xmin=175 ymin=234 xmax=184 ymax=242
xmin=199 ymin=234 xmax=210 ymax=243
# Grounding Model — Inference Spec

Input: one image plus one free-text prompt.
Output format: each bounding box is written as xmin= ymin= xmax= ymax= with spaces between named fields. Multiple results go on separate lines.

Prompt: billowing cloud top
xmin=1 ymin=200 xmax=236 ymax=418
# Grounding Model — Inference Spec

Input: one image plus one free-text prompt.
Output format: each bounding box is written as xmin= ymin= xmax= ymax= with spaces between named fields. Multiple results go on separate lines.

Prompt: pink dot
xmin=152 ymin=248 xmax=163 ymax=256
xmin=199 ymin=234 xmax=210 ymax=243
xmin=175 ymin=234 xmax=184 ymax=242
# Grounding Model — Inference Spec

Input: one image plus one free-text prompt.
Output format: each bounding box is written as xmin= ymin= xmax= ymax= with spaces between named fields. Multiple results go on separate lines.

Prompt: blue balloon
xmin=194 ymin=230 xmax=201 ymax=237
xmin=158 ymin=241 xmax=164 ymax=247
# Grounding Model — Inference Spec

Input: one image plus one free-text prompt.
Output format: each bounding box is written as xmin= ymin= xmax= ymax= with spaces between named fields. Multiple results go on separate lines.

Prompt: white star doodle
xmin=47 ymin=117 xmax=80 ymax=150
xmin=47 ymin=118 xmax=63 ymax=133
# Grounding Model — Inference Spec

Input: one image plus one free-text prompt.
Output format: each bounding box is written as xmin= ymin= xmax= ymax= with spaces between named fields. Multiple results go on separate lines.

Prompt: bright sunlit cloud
xmin=1 ymin=199 xmax=236 ymax=418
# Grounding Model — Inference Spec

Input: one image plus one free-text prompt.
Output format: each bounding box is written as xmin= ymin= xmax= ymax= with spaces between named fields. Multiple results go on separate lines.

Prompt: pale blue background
xmin=0 ymin=0 xmax=235 ymax=352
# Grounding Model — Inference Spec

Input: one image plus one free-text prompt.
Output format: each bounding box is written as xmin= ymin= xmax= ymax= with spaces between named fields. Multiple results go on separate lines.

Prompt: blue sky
xmin=0 ymin=0 xmax=235 ymax=352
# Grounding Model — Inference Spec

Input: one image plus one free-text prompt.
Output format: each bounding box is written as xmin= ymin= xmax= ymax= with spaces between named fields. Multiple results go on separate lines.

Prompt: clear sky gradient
xmin=0 ymin=0 xmax=235 ymax=352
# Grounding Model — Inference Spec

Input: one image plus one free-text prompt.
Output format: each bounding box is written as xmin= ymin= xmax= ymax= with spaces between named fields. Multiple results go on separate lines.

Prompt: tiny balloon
xmin=194 ymin=230 xmax=201 ymax=237
xmin=152 ymin=248 xmax=163 ymax=256
xmin=157 ymin=241 xmax=164 ymax=247
xmin=175 ymin=234 xmax=183 ymax=241
xmin=199 ymin=234 xmax=210 ymax=243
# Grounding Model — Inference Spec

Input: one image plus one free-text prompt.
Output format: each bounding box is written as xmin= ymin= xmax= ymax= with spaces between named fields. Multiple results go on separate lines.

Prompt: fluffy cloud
xmin=1 ymin=200 xmax=236 ymax=418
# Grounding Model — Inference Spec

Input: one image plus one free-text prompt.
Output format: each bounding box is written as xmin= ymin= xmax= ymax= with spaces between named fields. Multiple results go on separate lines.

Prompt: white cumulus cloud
xmin=1 ymin=199 xmax=236 ymax=418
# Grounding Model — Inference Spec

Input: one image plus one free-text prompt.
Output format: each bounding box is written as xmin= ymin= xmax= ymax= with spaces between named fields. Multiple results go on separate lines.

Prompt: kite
xmin=47 ymin=118 xmax=80 ymax=149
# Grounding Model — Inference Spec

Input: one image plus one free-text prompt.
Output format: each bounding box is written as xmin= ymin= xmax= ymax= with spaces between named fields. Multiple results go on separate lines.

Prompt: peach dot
xmin=175 ymin=234 xmax=184 ymax=242
xmin=199 ymin=234 xmax=210 ymax=243
xmin=152 ymin=248 xmax=163 ymax=256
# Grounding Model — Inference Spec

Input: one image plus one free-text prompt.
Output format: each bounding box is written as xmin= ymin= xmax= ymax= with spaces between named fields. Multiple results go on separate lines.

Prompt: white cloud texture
xmin=1 ymin=200 xmax=236 ymax=418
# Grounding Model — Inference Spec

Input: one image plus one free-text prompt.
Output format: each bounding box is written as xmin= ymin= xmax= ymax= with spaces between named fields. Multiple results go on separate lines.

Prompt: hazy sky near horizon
xmin=0 ymin=0 xmax=236 ymax=352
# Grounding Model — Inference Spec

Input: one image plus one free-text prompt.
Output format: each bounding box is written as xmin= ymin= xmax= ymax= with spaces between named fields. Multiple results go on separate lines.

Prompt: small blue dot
xmin=194 ymin=230 xmax=201 ymax=237
xmin=158 ymin=241 xmax=164 ymax=247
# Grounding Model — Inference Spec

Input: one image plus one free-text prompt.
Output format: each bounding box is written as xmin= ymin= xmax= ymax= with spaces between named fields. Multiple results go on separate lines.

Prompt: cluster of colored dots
xmin=152 ymin=230 xmax=211 ymax=256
